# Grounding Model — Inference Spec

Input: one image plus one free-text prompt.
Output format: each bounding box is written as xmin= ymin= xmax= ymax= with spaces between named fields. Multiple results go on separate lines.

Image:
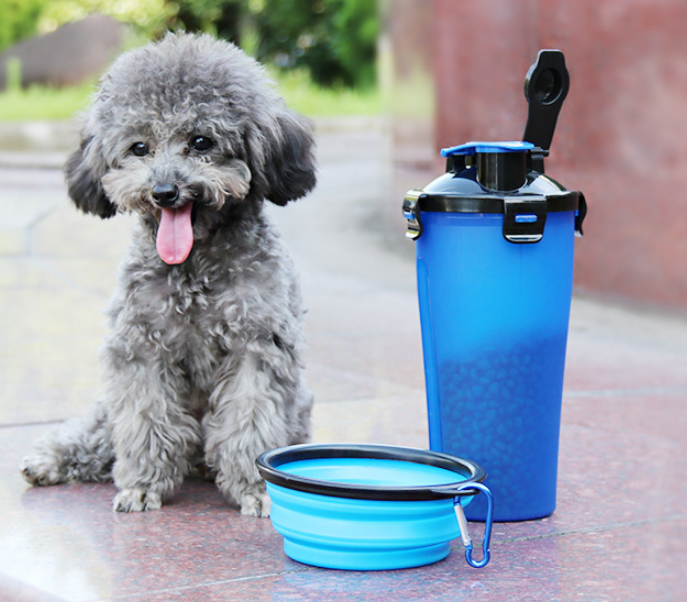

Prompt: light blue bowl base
xmin=266 ymin=472 xmax=465 ymax=571
xmin=283 ymin=539 xmax=451 ymax=571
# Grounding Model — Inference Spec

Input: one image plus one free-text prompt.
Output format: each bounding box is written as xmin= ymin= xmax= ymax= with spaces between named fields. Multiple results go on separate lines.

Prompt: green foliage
xmin=0 ymin=70 xmax=380 ymax=122
xmin=329 ymin=0 xmax=379 ymax=88
xmin=162 ymin=0 xmax=379 ymax=89
xmin=0 ymin=0 xmax=379 ymax=91
xmin=37 ymin=0 xmax=176 ymax=38
xmin=5 ymin=57 xmax=21 ymax=91
xmin=0 ymin=81 xmax=95 ymax=121
xmin=0 ymin=0 xmax=176 ymax=47
xmin=275 ymin=67 xmax=381 ymax=116
xmin=170 ymin=0 xmax=243 ymax=40
xmin=0 ymin=0 xmax=50 ymax=53
xmin=248 ymin=0 xmax=378 ymax=89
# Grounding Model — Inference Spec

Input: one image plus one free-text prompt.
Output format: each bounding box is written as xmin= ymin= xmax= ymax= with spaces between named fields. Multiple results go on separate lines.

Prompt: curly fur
xmin=20 ymin=33 xmax=316 ymax=517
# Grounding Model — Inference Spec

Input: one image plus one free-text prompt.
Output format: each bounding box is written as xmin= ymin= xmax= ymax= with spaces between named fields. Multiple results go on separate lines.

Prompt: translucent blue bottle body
xmin=416 ymin=210 xmax=575 ymax=521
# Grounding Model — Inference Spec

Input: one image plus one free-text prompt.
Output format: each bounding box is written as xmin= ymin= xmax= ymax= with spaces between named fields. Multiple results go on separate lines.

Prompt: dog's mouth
xmin=156 ymin=202 xmax=195 ymax=265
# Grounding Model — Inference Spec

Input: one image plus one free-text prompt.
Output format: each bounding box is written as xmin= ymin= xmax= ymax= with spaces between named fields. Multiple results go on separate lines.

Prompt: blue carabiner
xmin=454 ymin=482 xmax=493 ymax=568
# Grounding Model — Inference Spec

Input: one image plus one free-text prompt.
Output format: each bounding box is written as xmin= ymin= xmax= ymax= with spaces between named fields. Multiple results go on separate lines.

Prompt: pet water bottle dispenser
xmin=403 ymin=50 xmax=587 ymax=521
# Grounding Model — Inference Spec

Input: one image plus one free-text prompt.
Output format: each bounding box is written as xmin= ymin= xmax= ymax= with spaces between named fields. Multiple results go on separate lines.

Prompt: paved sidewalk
xmin=0 ymin=124 xmax=686 ymax=601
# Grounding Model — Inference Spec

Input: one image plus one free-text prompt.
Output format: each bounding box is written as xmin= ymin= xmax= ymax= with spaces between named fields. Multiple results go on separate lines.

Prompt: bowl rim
xmin=256 ymin=443 xmax=486 ymax=501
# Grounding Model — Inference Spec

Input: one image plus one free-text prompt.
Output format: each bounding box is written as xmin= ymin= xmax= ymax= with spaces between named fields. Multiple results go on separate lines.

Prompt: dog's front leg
xmin=103 ymin=347 xmax=201 ymax=512
xmin=204 ymin=346 xmax=301 ymax=518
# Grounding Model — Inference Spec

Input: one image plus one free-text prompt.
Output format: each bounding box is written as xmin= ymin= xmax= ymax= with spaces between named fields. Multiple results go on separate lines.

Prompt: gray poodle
xmin=20 ymin=33 xmax=316 ymax=517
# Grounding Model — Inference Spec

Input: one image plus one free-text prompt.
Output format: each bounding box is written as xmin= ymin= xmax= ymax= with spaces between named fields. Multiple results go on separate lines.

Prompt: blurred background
xmin=1 ymin=0 xmax=687 ymax=313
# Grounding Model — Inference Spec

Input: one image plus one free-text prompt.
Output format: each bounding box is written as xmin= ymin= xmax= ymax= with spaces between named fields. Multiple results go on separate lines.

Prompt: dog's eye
xmin=189 ymin=136 xmax=214 ymax=152
xmin=131 ymin=142 xmax=150 ymax=157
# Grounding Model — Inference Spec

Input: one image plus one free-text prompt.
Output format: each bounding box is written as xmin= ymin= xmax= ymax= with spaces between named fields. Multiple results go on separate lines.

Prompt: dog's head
xmin=66 ymin=33 xmax=316 ymax=264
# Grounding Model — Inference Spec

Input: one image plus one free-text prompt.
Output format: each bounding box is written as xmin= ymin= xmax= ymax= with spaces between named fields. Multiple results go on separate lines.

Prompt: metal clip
xmin=503 ymin=194 xmax=547 ymax=243
xmin=403 ymin=190 xmax=424 ymax=240
xmin=454 ymin=482 xmax=494 ymax=569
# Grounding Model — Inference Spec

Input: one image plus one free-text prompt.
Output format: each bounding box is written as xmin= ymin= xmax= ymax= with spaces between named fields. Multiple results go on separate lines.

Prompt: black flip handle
xmin=522 ymin=50 xmax=570 ymax=172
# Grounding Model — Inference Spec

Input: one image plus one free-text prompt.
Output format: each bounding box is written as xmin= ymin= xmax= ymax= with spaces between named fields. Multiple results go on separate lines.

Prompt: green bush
xmin=37 ymin=0 xmax=175 ymax=39
xmin=0 ymin=0 xmax=50 ymax=53
xmin=0 ymin=0 xmax=379 ymax=91
xmin=167 ymin=0 xmax=378 ymax=89
xmin=248 ymin=0 xmax=378 ymax=89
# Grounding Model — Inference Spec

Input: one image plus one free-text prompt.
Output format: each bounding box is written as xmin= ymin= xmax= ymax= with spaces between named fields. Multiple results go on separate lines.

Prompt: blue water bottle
xmin=403 ymin=51 xmax=587 ymax=521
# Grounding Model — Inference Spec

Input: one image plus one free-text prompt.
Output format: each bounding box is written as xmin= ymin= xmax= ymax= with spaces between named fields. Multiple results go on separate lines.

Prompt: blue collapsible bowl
xmin=256 ymin=444 xmax=492 ymax=571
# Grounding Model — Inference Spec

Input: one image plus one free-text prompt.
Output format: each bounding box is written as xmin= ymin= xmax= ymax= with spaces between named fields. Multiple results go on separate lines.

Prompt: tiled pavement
xmin=0 ymin=124 xmax=686 ymax=601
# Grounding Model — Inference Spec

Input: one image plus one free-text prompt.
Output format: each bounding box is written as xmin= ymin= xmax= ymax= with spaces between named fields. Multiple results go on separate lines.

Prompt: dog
xmin=20 ymin=32 xmax=316 ymax=517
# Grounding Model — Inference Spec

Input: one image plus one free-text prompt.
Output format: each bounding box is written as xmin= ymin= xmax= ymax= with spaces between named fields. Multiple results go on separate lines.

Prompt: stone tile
xmin=0 ymin=336 xmax=101 ymax=424
xmin=0 ymin=228 xmax=30 ymax=256
xmin=1 ymin=127 xmax=687 ymax=602
xmin=564 ymin=335 xmax=687 ymax=393
xmin=312 ymin=394 xmax=428 ymax=448
xmin=307 ymin=337 xmax=425 ymax=400
xmin=0 ymin=197 xmax=57 ymax=257
xmin=31 ymin=203 xmax=134 ymax=262
xmin=0 ymin=258 xmax=67 ymax=289
xmin=563 ymin=390 xmax=686 ymax=443
xmin=0 ymin=426 xmax=296 ymax=601
xmin=0 ymin=575 xmax=67 ymax=602
xmin=0 ymin=288 xmax=108 ymax=339
xmin=0 ymin=282 xmax=107 ymax=424
xmin=7 ymin=383 xmax=684 ymax=601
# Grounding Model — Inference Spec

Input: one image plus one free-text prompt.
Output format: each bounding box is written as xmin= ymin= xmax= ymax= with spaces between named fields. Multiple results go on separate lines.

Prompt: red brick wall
xmin=426 ymin=0 xmax=687 ymax=310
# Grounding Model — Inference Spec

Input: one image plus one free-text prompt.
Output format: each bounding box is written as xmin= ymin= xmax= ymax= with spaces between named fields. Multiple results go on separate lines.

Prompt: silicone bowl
xmin=256 ymin=443 xmax=492 ymax=570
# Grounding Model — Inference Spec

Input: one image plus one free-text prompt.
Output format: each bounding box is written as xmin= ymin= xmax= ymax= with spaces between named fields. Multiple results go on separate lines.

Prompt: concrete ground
xmin=0 ymin=123 xmax=686 ymax=601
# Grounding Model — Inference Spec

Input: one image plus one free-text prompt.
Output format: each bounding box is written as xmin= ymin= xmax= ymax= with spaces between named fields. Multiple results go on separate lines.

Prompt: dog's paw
xmin=113 ymin=488 xmax=162 ymax=512
xmin=240 ymin=492 xmax=272 ymax=518
xmin=20 ymin=455 xmax=65 ymax=487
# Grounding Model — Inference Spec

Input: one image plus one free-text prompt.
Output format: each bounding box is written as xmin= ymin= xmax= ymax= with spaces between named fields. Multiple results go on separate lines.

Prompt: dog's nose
xmin=152 ymin=183 xmax=180 ymax=207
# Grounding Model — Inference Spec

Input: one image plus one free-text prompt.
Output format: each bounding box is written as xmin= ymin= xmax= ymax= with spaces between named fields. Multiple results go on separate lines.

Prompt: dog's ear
xmin=247 ymin=109 xmax=316 ymax=206
xmin=65 ymin=134 xmax=117 ymax=219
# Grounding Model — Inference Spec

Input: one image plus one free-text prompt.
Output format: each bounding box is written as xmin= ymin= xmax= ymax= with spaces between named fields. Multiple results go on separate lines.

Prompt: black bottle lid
xmin=442 ymin=141 xmax=534 ymax=192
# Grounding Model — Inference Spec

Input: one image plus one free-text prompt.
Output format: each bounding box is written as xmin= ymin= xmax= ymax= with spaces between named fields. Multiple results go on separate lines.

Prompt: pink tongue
xmin=156 ymin=202 xmax=194 ymax=265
